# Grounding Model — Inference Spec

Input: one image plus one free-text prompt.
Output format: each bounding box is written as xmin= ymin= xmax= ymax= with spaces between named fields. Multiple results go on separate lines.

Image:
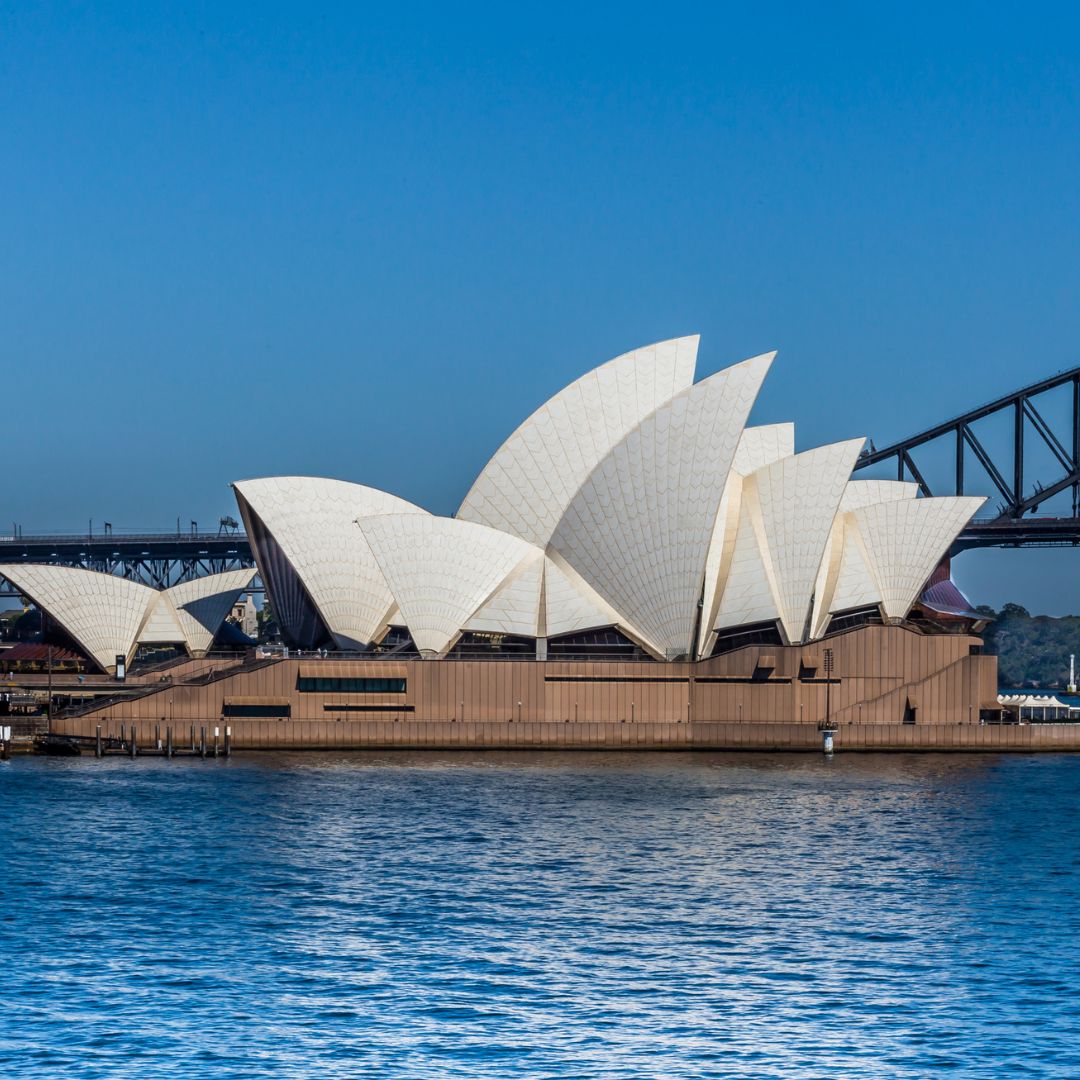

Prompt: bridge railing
xmin=0 ymin=532 xmax=248 ymax=545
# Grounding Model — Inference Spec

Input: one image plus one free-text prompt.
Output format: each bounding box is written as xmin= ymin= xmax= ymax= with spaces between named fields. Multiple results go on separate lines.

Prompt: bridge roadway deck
xmin=0 ymin=532 xmax=252 ymax=562
xmin=0 ymin=519 xmax=1078 ymax=571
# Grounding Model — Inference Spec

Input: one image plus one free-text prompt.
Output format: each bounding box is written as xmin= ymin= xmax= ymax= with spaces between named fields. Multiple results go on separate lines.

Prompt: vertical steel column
xmin=1014 ymin=398 xmax=1024 ymax=516
xmin=956 ymin=424 xmax=965 ymax=495
xmin=1073 ymin=376 xmax=1080 ymax=517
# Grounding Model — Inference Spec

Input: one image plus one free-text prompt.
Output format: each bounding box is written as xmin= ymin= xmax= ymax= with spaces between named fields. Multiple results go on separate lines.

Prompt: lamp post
xmin=819 ymin=647 xmax=837 ymax=753
xmin=44 ymin=609 xmax=52 ymax=734
xmin=824 ymin=648 xmax=834 ymax=727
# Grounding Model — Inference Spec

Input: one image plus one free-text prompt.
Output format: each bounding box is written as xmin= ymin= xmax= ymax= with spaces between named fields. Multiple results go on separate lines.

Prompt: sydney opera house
xmin=14 ymin=336 xmax=1006 ymax=749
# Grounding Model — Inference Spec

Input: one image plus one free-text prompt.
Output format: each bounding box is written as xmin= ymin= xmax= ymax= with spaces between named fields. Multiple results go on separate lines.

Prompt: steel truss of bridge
xmin=854 ymin=364 xmax=1080 ymax=551
xmin=0 ymin=532 xmax=257 ymax=591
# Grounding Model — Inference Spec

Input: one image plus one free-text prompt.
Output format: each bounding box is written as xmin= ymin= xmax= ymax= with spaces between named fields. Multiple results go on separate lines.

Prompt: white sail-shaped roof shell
xmin=458 ymin=336 xmax=699 ymax=547
xmin=709 ymin=486 xmax=783 ymax=634
xmin=698 ymin=424 xmax=796 ymax=656
xmin=464 ymin=549 xmax=545 ymax=637
xmin=851 ymin=496 xmax=985 ymax=620
xmin=448 ymin=551 xmax=625 ymax=641
xmin=165 ymin=568 xmax=259 ymax=655
xmin=0 ymin=564 xmax=156 ymax=672
xmin=138 ymin=595 xmax=188 ymax=645
xmin=233 ymin=476 xmax=429 ymax=649
xmin=731 ymin=423 xmax=797 ymax=478
xmin=550 ymin=353 xmax=774 ymax=657
xmin=541 ymin=555 xmax=625 ymax=639
xmin=712 ymin=439 xmax=864 ymax=644
xmin=809 ymin=480 xmax=920 ymax=636
xmin=0 ymin=565 xmax=258 ymax=672
xmin=752 ymin=439 xmax=864 ymax=642
xmin=359 ymin=515 xmax=538 ymax=657
xmin=840 ymin=480 xmax=920 ymax=512
xmin=825 ymin=520 xmax=883 ymax=617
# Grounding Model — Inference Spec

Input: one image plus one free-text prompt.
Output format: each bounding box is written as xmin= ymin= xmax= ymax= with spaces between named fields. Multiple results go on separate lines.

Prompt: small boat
xmin=37 ymin=735 xmax=83 ymax=756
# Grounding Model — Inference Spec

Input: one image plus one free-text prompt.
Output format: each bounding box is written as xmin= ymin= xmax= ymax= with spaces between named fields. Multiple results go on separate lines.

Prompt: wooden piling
xmin=199 ymin=726 xmax=206 ymax=759
xmin=166 ymin=727 xmax=173 ymax=759
xmin=129 ymin=725 xmax=137 ymax=758
xmin=96 ymin=725 xmax=102 ymax=758
xmin=224 ymin=725 xmax=231 ymax=758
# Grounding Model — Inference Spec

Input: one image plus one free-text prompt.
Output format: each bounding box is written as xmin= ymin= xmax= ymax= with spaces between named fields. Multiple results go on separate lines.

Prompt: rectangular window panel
xmin=297 ymin=677 xmax=407 ymax=694
xmin=323 ymin=703 xmax=415 ymax=713
xmin=223 ymin=703 xmax=291 ymax=718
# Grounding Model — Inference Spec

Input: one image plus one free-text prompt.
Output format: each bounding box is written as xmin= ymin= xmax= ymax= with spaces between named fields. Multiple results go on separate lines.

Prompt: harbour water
xmin=2 ymin=751 xmax=1079 ymax=1078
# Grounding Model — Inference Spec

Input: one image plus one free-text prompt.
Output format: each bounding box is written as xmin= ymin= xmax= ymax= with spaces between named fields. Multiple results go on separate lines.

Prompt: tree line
xmin=975 ymin=604 xmax=1080 ymax=689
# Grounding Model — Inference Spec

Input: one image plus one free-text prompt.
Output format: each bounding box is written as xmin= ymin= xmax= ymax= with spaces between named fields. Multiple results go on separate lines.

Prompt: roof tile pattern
xmin=840 ymin=479 xmax=920 ymax=512
xmin=732 ymin=423 xmax=796 ymax=477
xmin=0 ymin=564 xmax=155 ymax=672
xmin=138 ymin=594 xmax=188 ymax=644
xmin=699 ymin=424 xmax=796 ymax=654
xmin=233 ymin=477 xmax=428 ymax=649
xmin=550 ymin=354 xmax=773 ymax=657
xmin=458 ymin=337 xmax=698 ymax=547
xmin=359 ymin=515 xmax=537 ymax=656
xmin=810 ymin=480 xmax=920 ymax=634
xmin=166 ymin=568 xmax=259 ymax=655
xmin=851 ymin=497 xmax=986 ymax=619
xmin=826 ymin=519 xmax=883 ymax=615
xmin=464 ymin=550 xmax=545 ymax=637
xmin=542 ymin=555 xmax=624 ymax=639
xmin=713 ymin=440 xmax=864 ymax=643
xmin=710 ymin=484 xmax=782 ymax=632
xmin=0 ymin=564 xmax=254 ymax=671
xmin=750 ymin=439 xmax=864 ymax=641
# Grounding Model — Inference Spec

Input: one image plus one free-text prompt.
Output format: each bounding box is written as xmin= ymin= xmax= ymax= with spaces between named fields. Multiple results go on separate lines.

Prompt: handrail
xmin=54 ymin=655 xmax=282 ymax=718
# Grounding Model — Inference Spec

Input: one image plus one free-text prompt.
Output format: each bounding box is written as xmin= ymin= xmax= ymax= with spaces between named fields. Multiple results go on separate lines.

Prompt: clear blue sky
xmin=4 ymin=2 xmax=1080 ymax=611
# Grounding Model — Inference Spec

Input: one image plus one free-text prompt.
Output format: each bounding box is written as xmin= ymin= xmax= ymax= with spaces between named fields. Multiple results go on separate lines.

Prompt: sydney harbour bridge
xmin=4 ymin=363 xmax=1080 ymax=591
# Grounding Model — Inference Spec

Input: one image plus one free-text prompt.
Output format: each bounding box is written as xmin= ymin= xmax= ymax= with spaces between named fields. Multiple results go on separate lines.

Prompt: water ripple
xmin=2 ymin=751 xmax=1079 ymax=1077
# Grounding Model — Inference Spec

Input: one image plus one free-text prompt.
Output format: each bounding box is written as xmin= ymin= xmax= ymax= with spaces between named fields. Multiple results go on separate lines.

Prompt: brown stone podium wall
xmin=48 ymin=623 xmax=1041 ymax=749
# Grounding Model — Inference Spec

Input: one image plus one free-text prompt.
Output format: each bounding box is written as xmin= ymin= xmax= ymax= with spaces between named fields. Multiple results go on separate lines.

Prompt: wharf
xmin=79 ymin=722 xmax=235 ymax=759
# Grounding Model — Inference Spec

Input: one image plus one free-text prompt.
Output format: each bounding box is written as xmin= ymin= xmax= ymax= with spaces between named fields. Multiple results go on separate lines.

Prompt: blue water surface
xmin=2 ymin=751 xmax=1079 ymax=1078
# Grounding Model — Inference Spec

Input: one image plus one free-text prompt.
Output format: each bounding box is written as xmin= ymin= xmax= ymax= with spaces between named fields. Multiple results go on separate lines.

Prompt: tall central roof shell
xmin=549 ymin=353 xmax=774 ymax=658
xmin=458 ymin=336 xmax=699 ymax=547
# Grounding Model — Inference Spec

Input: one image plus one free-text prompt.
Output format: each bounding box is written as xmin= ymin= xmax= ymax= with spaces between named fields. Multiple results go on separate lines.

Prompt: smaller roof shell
xmin=0 ymin=564 xmax=258 ymax=672
xmin=233 ymin=476 xmax=429 ymax=649
xmin=851 ymin=496 xmax=986 ymax=620
xmin=359 ymin=515 xmax=539 ymax=657
xmin=699 ymin=424 xmax=797 ymax=655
